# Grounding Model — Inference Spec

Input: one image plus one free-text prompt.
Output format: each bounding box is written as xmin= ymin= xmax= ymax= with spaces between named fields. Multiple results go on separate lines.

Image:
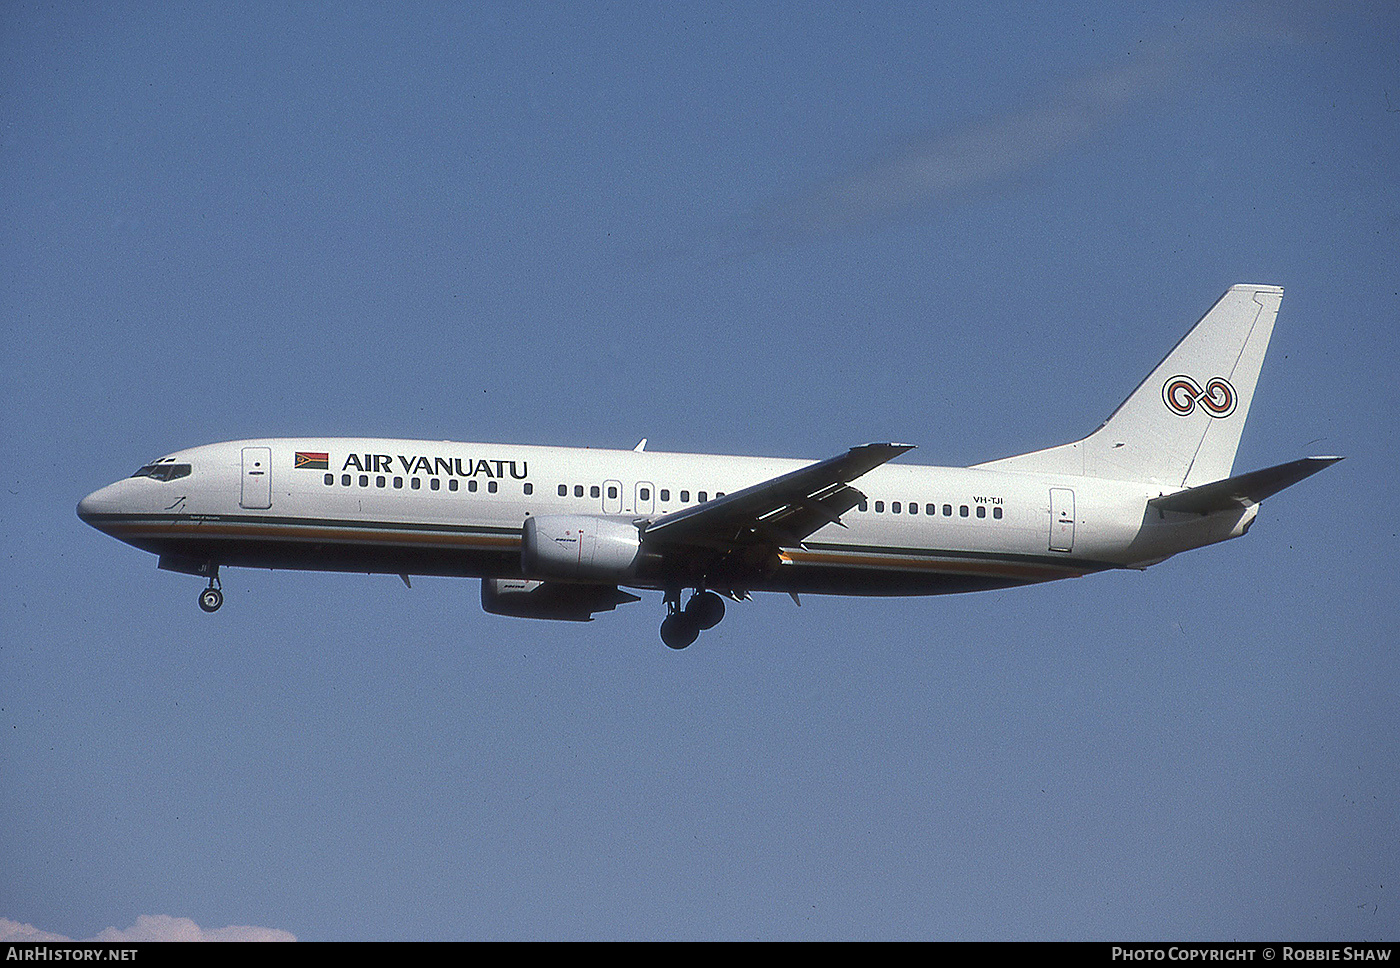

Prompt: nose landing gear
xmin=157 ymin=555 xmax=224 ymax=613
xmin=198 ymin=573 xmax=223 ymax=613
xmin=659 ymin=589 xmax=727 ymax=649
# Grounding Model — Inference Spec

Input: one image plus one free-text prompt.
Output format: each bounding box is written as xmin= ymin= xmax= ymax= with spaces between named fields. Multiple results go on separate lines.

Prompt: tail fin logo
xmin=1162 ymin=376 xmax=1237 ymax=418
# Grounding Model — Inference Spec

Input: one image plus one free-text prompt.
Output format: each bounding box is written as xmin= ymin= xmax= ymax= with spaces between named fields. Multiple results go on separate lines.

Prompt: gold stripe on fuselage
xmin=102 ymin=517 xmax=521 ymax=551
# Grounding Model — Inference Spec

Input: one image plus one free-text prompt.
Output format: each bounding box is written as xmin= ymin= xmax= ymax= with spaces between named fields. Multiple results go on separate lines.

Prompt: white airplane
xmin=78 ymin=284 xmax=1339 ymax=648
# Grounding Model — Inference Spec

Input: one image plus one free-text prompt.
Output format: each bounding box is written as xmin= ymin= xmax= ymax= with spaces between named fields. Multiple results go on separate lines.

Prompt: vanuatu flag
xmin=295 ymin=451 xmax=329 ymax=470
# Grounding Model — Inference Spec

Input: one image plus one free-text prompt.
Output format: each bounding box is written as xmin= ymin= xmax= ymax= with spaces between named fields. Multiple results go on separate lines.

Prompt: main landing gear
xmin=198 ymin=572 xmax=223 ymax=613
xmin=659 ymin=590 xmax=726 ymax=650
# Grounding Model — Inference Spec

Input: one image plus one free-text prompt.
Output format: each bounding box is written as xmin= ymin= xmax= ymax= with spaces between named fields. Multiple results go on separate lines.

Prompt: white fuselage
xmin=77 ymin=437 xmax=1255 ymax=598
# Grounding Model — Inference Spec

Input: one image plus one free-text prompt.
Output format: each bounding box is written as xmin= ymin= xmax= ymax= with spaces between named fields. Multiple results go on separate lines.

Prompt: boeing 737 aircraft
xmin=78 ymin=285 xmax=1339 ymax=648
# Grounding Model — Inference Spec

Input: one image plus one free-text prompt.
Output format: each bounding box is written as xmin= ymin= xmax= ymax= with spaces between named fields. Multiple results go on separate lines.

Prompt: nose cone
xmin=77 ymin=481 xmax=123 ymax=530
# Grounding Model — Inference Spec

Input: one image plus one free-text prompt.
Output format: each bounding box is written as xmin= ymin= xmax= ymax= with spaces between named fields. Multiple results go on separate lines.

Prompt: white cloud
xmin=741 ymin=45 xmax=1186 ymax=249
xmin=1 ymin=915 xmax=296 ymax=942
xmin=0 ymin=919 xmax=69 ymax=942
xmin=707 ymin=11 xmax=1289 ymax=257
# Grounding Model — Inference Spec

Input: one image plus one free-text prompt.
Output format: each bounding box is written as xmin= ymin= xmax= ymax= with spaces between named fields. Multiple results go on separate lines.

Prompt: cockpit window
xmin=131 ymin=462 xmax=192 ymax=482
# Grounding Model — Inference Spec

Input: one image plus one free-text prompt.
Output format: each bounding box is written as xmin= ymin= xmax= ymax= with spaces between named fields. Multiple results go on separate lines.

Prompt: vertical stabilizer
xmin=975 ymin=285 xmax=1284 ymax=487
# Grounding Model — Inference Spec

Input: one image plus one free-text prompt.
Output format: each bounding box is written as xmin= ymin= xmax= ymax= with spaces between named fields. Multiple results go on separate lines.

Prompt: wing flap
xmin=750 ymin=483 xmax=867 ymax=547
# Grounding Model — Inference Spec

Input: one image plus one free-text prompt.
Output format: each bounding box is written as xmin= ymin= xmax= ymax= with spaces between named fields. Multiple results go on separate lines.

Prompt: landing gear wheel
xmin=660 ymin=613 xmax=700 ymax=650
xmin=199 ymin=586 xmax=224 ymax=613
xmin=686 ymin=591 xmax=726 ymax=630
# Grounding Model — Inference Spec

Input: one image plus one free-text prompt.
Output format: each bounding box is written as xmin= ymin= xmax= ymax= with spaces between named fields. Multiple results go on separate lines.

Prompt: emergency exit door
xmin=602 ymin=479 xmax=623 ymax=514
xmin=1049 ymin=487 xmax=1075 ymax=553
xmin=241 ymin=446 xmax=272 ymax=509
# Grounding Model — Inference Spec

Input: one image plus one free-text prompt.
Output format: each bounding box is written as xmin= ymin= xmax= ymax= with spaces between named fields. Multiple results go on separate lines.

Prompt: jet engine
xmin=520 ymin=514 xmax=643 ymax=582
xmin=481 ymin=578 xmax=640 ymax=622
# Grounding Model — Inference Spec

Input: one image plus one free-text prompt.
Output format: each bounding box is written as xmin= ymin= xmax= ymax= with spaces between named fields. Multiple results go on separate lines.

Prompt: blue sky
xmin=2 ymin=1 xmax=1396 ymax=941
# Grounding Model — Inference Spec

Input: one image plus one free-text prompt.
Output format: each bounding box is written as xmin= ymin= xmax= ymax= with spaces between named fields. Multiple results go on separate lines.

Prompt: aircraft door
xmin=241 ymin=446 xmax=273 ymax=509
xmin=602 ymin=479 xmax=623 ymax=514
xmin=1049 ymin=487 xmax=1075 ymax=553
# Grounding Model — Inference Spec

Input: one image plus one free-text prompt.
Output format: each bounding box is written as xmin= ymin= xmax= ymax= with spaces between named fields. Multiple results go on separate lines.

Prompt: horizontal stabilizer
xmin=1148 ymin=456 xmax=1342 ymax=515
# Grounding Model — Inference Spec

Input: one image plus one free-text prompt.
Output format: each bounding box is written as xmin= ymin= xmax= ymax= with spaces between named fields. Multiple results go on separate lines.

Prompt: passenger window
xmin=591 ymin=485 xmax=600 ymax=498
xmin=608 ymin=485 xmax=618 ymax=499
xmin=698 ymin=491 xmax=707 ymax=502
xmin=411 ymin=478 xmax=421 ymax=490
xmin=993 ymin=506 xmax=1003 ymax=519
xmin=874 ymin=501 xmax=884 ymax=512
xmin=449 ymin=479 xmax=459 ymax=492
xmin=324 ymin=474 xmax=334 ymax=486
xmin=558 ymin=484 xmax=567 ymax=497
xmin=393 ymin=477 xmax=403 ymax=489
xmin=468 ymin=480 xmax=478 ymax=492
xmin=926 ymin=503 xmax=935 ymax=516
xmin=660 ymin=489 xmax=670 ymax=501
xmin=359 ymin=475 xmax=369 ymax=487
xmin=859 ymin=499 xmax=868 ymax=512
xmin=342 ymin=474 xmax=352 ymax=486
xmin=908 ymin=502 xmax=916 ymax=515
xmin=574 ymin=485 xmax=584 ymax=497
xmin=376 ymin=476 xmax=386 ymax=488
xmin=640 ymin=487 xmax=650 ymax=501
xmin=680 ymin=490 xmax=690 ymax=503
xmin=943 ymin=504 xmax=952 ymax=516
xmin=523 ymin=483 xmax=533 ymax=495
xmin=431 ymin=478 xmax=441 ymax=491
xmin=976 ymin=505 xmax=986 ymax=518
xmin=960 ymin=505 xmax=969 ymax=517
xmin=488 ymin=481 xmax=498 ymax=493
xmin=892 ymin=502 xmax=901 ymax=513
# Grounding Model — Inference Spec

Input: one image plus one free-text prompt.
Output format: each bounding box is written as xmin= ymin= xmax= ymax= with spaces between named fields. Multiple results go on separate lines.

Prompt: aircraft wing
xmin=642 ymin=442 xmax=915 ymax=549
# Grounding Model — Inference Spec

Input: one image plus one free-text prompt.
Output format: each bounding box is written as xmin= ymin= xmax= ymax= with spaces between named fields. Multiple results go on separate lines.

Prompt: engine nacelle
xmin=520 ymin=514 xmax=643 ymax=582
xmin=481 ymin=578 xmax=640 ymax=622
